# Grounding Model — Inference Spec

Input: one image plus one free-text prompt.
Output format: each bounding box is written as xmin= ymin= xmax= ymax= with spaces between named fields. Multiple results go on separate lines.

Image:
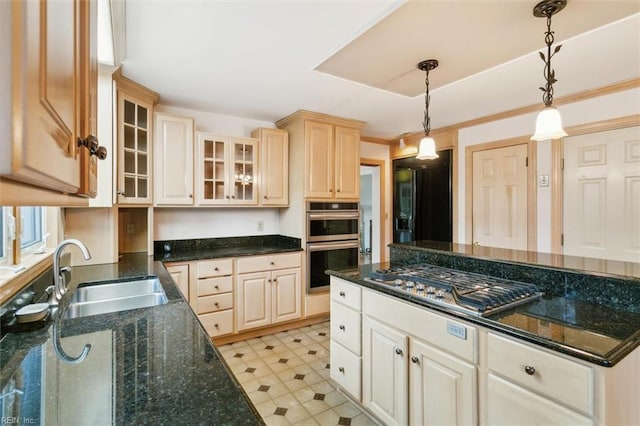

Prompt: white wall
xmin=152 ymin=104 xmax=283 ymax=240
xmin=457 ymin=87 xmax=640 ymax=250
xmin=154 ymin=208 xmax=280 ymax=240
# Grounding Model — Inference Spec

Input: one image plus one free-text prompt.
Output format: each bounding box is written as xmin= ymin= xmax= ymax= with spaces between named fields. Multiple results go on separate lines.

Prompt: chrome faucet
xmin=48 ymin=239 xmax=92 ymax=305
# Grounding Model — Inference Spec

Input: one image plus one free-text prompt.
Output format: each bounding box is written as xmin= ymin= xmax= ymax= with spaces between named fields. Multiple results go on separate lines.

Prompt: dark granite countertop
xmin=153 ymin=235 xmax=302 ymax=263
xmin=0 ymin=253 xmax=262 ymax=425
xmin=328 ymin=262 xmax=640 ymax=367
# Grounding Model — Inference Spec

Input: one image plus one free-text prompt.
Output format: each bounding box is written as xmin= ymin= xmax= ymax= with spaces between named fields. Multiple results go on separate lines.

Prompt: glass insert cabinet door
xmin=117 ymin=94 xmax=153 ymax=204
xmin=196 ymin=134 xmax=258 ymax=205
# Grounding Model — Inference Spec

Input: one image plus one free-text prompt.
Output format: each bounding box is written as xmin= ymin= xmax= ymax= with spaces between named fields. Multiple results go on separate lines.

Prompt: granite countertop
xmin=0 ymin=253 xmax=262 ymax=425
xmin=328 ymin=262 xmax=640 ymax=367
xmin=153 ymin=235 xmax=302 ymax=263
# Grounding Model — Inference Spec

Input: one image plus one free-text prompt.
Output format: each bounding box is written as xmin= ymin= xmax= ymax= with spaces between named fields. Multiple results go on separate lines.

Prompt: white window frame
xmin=0 ymin=206 xmax=47 ymax=266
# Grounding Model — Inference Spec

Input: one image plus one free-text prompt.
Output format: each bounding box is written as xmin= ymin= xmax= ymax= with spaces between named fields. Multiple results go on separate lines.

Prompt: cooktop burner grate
xmin=366 ymin=264 xmax=542 ymax=316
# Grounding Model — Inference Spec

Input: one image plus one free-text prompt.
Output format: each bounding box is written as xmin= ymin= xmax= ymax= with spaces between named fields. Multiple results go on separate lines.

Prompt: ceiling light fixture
xmin=531 ymin=0 xmax=568 ymax=141
xmin=416 ymin=59 xmax=439 ymax=160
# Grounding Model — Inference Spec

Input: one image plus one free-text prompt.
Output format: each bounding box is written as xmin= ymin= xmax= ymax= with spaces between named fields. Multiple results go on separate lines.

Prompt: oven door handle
xmin=307 ymin=240 xmax=360 ymax=251
xmin=307 ymin=212 xmax=360 ymax=220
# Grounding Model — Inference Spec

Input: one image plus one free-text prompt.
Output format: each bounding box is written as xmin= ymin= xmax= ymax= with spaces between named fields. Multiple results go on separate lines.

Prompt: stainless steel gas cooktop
xmin=364 ymin=264 xmax=543 ymax=317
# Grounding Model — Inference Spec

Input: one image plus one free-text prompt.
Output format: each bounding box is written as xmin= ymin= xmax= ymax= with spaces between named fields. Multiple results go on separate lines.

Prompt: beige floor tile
xmin=309 ymin=380 xmax=336 ymax=395
xmin=283 ymin=377 xmax=310 ymax=393
xmin=266 ymin=383 xmax=291 ymax=399
xmin=292 ymin=387 xmax=316 ymax=404
xmin=248 ymin=389 xmax=272 ymax=405
xmin=351 ymin=413 xmax=381 ymax=426
xmin=294 ymin=417 xmax=320 ymax=426
xmin=333 ymin=401 xmax=364 ymax=418
xmin=301 ymin=398 xmax=331 ymax=416
xmin=273 ymin=393 xmax=303 ymax=409
xmin=313 ymin=408 xmax=340 ymax=425
xmin=301 ymin=372 xmax=324 ymax=386
xmin=323 ymin=390 xmax=348 ymax=408
xmin=284 ymin=404 xmax=312 ymax=424
xmin=255 ymin=400 xmax=277 ymax=418
xmin=269 ymin=360 xmax=296 ymax=373
xmin=263 ymin=415 xmax=290 ymax=426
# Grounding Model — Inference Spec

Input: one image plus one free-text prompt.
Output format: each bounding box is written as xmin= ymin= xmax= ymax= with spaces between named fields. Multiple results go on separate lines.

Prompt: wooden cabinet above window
xmin=0 ymin=0 xmax=102 ymax=205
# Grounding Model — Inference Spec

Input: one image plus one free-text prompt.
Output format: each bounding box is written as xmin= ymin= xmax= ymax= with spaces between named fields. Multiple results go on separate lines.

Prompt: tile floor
xmin=218 ymin=322 xmax=379 ymax=426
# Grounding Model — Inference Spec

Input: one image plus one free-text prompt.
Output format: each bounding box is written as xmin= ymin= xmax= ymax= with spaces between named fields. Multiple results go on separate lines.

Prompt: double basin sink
xmin=61 ymin=277 xmax=168 ymax=319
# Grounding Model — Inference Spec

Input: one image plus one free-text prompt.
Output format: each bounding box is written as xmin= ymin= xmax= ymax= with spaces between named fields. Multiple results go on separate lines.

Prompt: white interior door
xmin=472 ymin=144 xmax=528 ymax=250
xmin=563 ymin=126 xmax=640 ymax=263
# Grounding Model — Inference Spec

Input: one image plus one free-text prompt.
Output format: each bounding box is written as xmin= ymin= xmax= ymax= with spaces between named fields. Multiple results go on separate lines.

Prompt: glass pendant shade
xmin=416 ymin=136 xmax=439 ymax=160
xmin=531 ymin=106 xmax=567 ymax=141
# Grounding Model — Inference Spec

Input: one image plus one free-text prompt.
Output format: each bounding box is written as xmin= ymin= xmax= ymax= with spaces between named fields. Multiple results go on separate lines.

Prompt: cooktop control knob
xmin=415 ymin=283 xmax=425 ymax=291
xmin=405 ymin=281 xmax=415 ymax=289
xmin=393 ymin=279 xmax=403 ymax=287
xmin=435 ymin=289 xmax=445 ymax=298
xmin=426 ymin=286 xmax=436 ymax=294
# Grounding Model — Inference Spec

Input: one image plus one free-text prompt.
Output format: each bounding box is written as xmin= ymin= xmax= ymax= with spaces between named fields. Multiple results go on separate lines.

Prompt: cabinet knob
xmin=339 ymin=291 xmax=346 ymax=297
xmin=214 ymin=323 xmax=219 ymax=329
xmin=339 ymin=325 xmax=345 ymax=331
xmin=337 ymin=189 xmax=341 ymax=193
xmin=270 ymin=261 xmax=275 ymax=265
xmin=338 ymin=367 xmax=345 ymax=373
xmin=268 ymin=279 xmax=272 ymax=283
xmin=225 ymin=195 xmax=230 ymax=199
xmin=329 ymin=188 xmax=333 ymax=192
xmin=273 ymin=278 xmax=277 ymax=282
xmin=231 ymin=195 xmax=236 ymax=199
xmin=395 ymin=348 xmax=403 ymax=356
xmin=77 ymin=135 xmax=108 ymax=160
xmin=214 ymin=302 xmax=219 ymax=307
xmin=524 ymin=365 xmax=536 ymax=376
xmin=214 ymin=285 xmax=219 ymax=290
xmin=116 ymin=190 xmax=126 ymax=197
xmin=264 ymin=196 xmax=268 ymax=200
xmin=411 ymin=356 xmax=420 ymax=364
xmin=189 ymin=194 xmax=193 ymax=198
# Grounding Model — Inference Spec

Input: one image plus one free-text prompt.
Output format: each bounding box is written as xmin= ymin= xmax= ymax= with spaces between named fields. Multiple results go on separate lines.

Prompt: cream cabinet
xmin=362 ymin=288 xmax=477 ymax=426
xmin=303 ymin=121 xmax=360 ymax=199
xmin=154 ymin=113 xmax=194 ymax=205
xmin=330 ymin=278 xmax=363 ymax=400
xmin=1 ymin=0 xmax=100 ymax=204
xmin=114 ymin=71 xmax=159 ymax=205
xmin=191 ymin=258 xmax=234 ymax=337
xmin=196 ymin=133 xmax=258 ymax=205
xmin=276 ymin=111 xmax=365 ymax=202
xmin=251 ymin=128 xmax=289 ymax=206
xmin=236 ymin=252 xmax=301 ymax=331
xmin=165 ymin=263 xmax=189 ymax=301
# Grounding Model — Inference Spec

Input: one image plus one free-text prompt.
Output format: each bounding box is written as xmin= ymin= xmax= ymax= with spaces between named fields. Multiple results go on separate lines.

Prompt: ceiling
xmin=122 ymin=0 xmax=640 ymax=139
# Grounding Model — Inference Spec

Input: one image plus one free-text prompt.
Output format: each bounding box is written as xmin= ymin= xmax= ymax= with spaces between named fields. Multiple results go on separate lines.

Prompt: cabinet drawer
xmin=330 ymin=340 xmax=361 ymax=401
xmin=488 ymin=333 xmax=594 ymax=415
xmin=197 ymin=276 xmax=233 ymax=296
xmin=330 ymin=277 xmax=362 ymax=310
xmin=197 ymin=293 xmax=233 ymax=314
xmin=199 ymin=310 xmax=233 ymax=337
xmin=330 ymin=301 xmax=361 ymax=355
xmin=236 ymin=252 xmax=300 ymax=274
xmin=196 ymin=258 xmax=233 ymax=278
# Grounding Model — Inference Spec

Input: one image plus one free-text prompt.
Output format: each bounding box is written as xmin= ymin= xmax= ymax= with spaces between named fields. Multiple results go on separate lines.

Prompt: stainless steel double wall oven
xmin=306 ymin=202 xmax=359 ymax=293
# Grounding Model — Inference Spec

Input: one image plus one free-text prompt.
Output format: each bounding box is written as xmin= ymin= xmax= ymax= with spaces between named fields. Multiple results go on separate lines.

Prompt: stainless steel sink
xmin=61 ymin=278 xmax=168 ymax=319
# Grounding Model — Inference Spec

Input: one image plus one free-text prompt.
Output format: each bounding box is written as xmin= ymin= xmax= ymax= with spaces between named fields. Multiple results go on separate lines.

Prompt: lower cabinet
xmin=361 ymin=288 xmax=477 ymax=426
xmin=236 ymin=252 xmax=302 ymax=331
xmin=193 ymin=258 xmax=235 ymax=338
xmin=165 ymin=263 xmax=189 ymax=301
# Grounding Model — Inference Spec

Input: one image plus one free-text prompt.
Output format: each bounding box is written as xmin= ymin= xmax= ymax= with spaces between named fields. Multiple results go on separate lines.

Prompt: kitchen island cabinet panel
xmin=330 ymin=338 xmax=362 ymax=400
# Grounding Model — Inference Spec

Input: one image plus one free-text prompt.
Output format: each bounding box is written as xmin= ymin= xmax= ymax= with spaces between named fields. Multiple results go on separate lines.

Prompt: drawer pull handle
xmin=411 ymin=356 xmax=420 ymax=364
xmin=338 ymin=367 xmax=344 ymax=373
xmin=339 ymin=325 xmax=345 ymax=331
xmin=214 ymin=267 xmax=219 ymax=271
xmin=214 ymin=285 xmax=219 ymax=290
xmin=214 ymin=323 xmax=219 ymax=328
xmin=270 ymin=261 xmax=275 ymax=265
xmin=339 ymin=291 xmax=346 ymax=297
xmin=395 ymin=348 xmax=403 ymax=356
xmin=214 ymin=302 xmax=219 ymax=307
xmin=524 ymin=365 xmax=536 ymax=376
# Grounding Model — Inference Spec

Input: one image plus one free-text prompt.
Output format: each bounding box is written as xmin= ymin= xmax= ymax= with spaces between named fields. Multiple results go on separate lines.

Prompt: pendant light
xmin=531 ymin=0 xmax=568 ymax=141
xmin=416 ymin=59 xmax=439 ymax=160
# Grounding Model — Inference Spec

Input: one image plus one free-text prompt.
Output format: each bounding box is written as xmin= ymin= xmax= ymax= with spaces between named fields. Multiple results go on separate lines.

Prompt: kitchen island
xmin=0 ymin=253 xmax=263 ymax=425
xmin=327 ymin=242 xmax=640 ymax=425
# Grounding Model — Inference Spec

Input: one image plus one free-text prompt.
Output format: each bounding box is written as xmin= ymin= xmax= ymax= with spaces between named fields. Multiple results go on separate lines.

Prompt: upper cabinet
xmin=252 ymin=128 xmax=289 ymax=206
xmin=277 ymin=111 xmax=364 ymax=201
xmin=154 ymin=113 xmax=194 ymax=206
xmin=196 ymin=133 xmax=258 ymax=206
xmin=0 ymin=0 xmax=106 ymax=205
xmin=113 ymin=70 xmax=159 ymax=205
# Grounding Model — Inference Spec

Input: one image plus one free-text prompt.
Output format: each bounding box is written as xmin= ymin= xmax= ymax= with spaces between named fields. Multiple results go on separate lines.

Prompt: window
xmin=0 ymin=206 xmax=46 ymax=265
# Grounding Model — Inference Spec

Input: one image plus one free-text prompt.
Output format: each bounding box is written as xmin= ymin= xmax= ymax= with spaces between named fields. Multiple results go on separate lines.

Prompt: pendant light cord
xmin=422 ymin=69 xmax=431 ymax=137
xmin=540 ymin=10 xmax=562 ymax=107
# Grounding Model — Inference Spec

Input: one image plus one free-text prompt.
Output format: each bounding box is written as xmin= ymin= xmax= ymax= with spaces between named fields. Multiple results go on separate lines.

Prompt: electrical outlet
xmin=257 ymin=221 xmax=264 ymax=232
xmin=126 ymin=223 xmax=135 ymax=234
xmin=538 ymin=175 xmax=550 ymax=187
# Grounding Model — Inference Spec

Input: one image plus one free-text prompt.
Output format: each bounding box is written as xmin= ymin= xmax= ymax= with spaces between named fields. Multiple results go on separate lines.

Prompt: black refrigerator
xmin=393 ymin=149 xmax=452 ymax=243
